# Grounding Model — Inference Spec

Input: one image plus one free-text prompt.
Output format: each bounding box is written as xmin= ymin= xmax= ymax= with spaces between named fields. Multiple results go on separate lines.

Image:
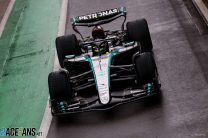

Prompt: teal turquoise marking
xmin=59 ymin=102 xmax=65 ymax=112
xmin=120 ymin=7 xmax=123 ymax=14
xmin=125 ymin=41 xmax=135 ymax=46
xmin=120 ymin=7 xmax=126 ymax=15
xmin=71 ymin=16 xmax=77 ymax=25
xmin=147 ymin=83 xmax=151 ymax=95
xmin=120 ymin=7 xmax=124 ymax=12
xmin=73 ymin=17 xmax=77 ymax=24
xmin=98 ymin=71 xmax=105 ymax=77
xmin=120 ymin=7 xmax=124 ymax=15
xmin=108 ymin=51 xmax=118 ymax=86
xmin=85 ymin=57 xmax=98 ymax=90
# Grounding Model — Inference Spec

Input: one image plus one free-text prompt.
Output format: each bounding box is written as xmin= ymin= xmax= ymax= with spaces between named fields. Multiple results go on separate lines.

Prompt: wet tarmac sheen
xmin=47 ymin=0 xmax=208 ymax=137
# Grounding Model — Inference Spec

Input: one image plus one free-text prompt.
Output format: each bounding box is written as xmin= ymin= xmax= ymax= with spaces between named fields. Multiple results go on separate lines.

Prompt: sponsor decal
xmin=0 ymin=127 xmax=42 ymax=137
xmin=77 ymin=8 xmax=118 ymax=21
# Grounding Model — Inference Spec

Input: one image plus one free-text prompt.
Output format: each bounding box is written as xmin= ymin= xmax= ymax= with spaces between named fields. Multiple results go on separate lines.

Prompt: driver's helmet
xmin=92 ymin=41 xmax=109 ymax=56
xmin=92 ymin=26 xmax=105 ymax=39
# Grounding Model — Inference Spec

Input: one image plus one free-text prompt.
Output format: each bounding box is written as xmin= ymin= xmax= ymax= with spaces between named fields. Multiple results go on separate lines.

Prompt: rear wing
xmin=70 ymin=7 xmax=127 ymax=27
xmin=70 ymin=7 xmax=127 ymax=39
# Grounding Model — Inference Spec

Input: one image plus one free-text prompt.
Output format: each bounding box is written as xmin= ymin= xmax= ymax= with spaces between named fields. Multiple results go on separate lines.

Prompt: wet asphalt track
xmin=47 ymin=0 xmax=208 ymax=137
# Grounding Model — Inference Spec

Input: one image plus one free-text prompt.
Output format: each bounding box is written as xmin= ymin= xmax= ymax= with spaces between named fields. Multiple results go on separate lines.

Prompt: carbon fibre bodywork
xmin=49 ymin=7 xmax=161 ymax=116
xmin=51 ymin=44 xmax=161 ymax=116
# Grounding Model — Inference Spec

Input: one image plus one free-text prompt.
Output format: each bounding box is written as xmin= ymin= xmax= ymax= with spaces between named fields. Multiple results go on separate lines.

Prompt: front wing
xmin=50 ymin=83 xmax=160 ymax=116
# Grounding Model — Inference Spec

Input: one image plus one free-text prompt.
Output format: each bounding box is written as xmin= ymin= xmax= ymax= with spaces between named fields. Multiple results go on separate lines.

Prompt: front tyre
xmin=134 ymin=52 xmax=156 ymax=85
xmin=48 ymin=71 xmax=72 ymax=102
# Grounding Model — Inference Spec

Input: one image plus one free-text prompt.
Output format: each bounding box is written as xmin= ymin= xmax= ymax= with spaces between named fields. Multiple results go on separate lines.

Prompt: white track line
xmin=37 ymin=0 xmax=68 ymax=138
xmin=0 ymin=0 xmax=16 ymax=37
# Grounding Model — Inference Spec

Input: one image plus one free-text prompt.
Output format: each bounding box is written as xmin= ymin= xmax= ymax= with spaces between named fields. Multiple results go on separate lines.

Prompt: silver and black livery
xmin=48 ymin=7 xmax=161 ymax=116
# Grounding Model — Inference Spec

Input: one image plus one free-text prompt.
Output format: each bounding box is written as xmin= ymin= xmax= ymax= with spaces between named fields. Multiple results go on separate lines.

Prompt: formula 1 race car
xmin=48 ymin=7 xmax=161 ymax=116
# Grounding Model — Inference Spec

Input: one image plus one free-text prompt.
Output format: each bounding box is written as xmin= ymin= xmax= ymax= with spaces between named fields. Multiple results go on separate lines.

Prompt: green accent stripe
xmin=71 ymin=16 xmax=77 ymax=25
xmin=108 ymin=52 xmax=117 ymax=87
xmin=147 ymin=83 xmax=151 ymax=95
xmin=85 ymin=57 xmax=98 ymax=90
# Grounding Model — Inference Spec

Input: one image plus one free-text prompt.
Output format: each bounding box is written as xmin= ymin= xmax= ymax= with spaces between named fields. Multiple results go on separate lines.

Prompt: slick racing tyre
xmin=48 ymin=71 xmax=72 ymax=102
xmin=134 ymin=52 xmax=156 ymax=84
xmin=127 ymin=19 xmax=153 ymax=52
xmin=56 ymin=34 xmax=81 ymax=67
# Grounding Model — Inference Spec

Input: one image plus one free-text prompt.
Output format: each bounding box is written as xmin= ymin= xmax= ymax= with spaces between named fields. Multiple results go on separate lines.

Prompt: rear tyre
xmin=48 ymin=71 xmax=72 ymax=102
xmin=134 ymin=52 xmax=156 ymax=84
xmin=127 ymin=19 xmax=153 ymax=52
xmin=56 ymin=34 xmax=81 ymax=67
